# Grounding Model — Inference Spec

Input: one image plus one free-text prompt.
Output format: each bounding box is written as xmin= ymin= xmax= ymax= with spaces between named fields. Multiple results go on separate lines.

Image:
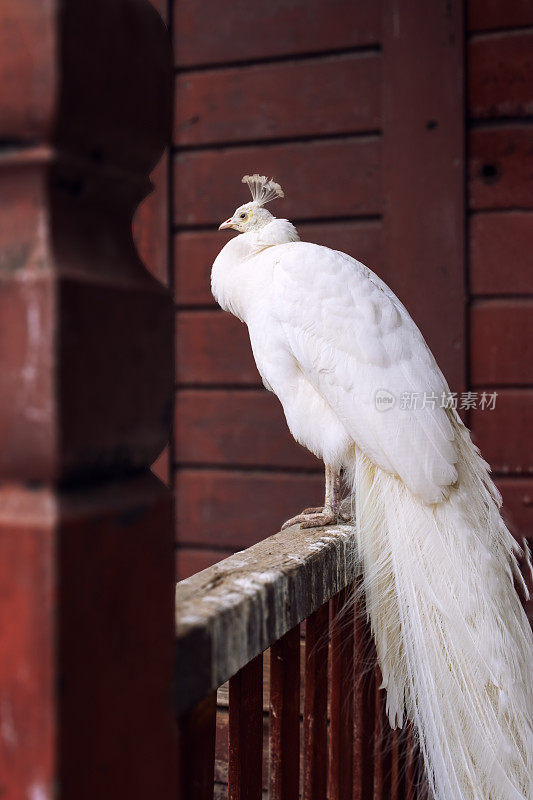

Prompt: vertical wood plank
xmin=177 ymin=693 xmax=217 ymax=800
xmin=373 ymin=671 xmax=391 ymax=800
xmin=270 ymin=624 xmax=301 ymax=799
xmin=383 ymin=0 xmax=465 ymax=392
xmin=353 ymin=600 xmax=375 ymax=800
xmin=303 ymin=604 xmax=329 ymax=800
xmin=229 ymin=654 xmax=263 ymax=800
xmin=405 ymin=724 xmax=417 ymax=800
xmin=390 ymin=729 xmax=401 ymax=800
xmin=329 ymin=588 xmax=355 ymax=800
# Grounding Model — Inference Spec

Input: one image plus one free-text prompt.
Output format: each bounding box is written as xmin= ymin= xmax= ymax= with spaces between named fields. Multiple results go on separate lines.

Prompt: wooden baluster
xmin=270 ymin=624 xmax=301 ymax=799
xmin=0 ymin=1 xmax=175 ymax=797
xmin=303 ymin=604 xmax=329 ymax=800
xmin=177 ymin=693 xmax=217 ymax=800
xmin=373 ymin=671 xmax=382 ymax=800
xmin=229 ymin=654 xmax=263 ymax=800
xmin=404 ymin=722 xmax=430 ymax=800
xmin=405 ymin=723 xmax=417 ymax=800
xmin=390 ymin=728 xmax=401 ymax=800
xmin=373 ymin=668 xmax=392 ymax=800
xmin=353 ymin=599 xmax=375 ymax=800
xmin=329 ymin=587 xmax=355 ymax=800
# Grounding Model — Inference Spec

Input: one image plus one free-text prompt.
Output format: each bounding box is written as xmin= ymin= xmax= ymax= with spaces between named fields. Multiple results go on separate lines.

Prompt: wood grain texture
xmin=469 ymin=212 xmax=533 ymax=295
xmin=174 ymin=137 xmax=382 ymax=226
xmin=176 ymin=470 xmax=322 ymax=549
xmin=269 ymin=625 xmax=301 ymax=799
xmin=177 ymin=693 xmax=217 ymax=800
xmin=176 ymin=524 xmax=359 ymax=714
xmin=467 ymin=0 xmax=533 ymax=32
xmin=469 ymin=31 xmax=533 ymax=118
xmin=175 ymin=53 xmax=381 ymax=146
xmin=383 ymin=0 xmax=466 ymax=392
xmin=303 ymin=604 xmax=329 ymax=800
xmin=229 ymin=655 xmax=263 ymax=800
xmin=470 ymin=300 xmax=533 ymax=385
xmin=173 ymin=0 xmax=381 ymax=67
xmin=175 ymin=389 xmax=319 ymax=468
xmin=329 ymin=588 xmax=355 ymax=800
xmin=470 ymin=390 xmax=533 ymax=474
xmin=469 ymin=126 xmax=533 ymax=210
xmin=175 ymin=220 xmax=383 ymax=306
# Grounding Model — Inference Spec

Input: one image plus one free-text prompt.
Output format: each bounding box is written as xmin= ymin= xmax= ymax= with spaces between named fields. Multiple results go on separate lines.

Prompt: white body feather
xmin=212 ymin=219 xmax=533 ymax=800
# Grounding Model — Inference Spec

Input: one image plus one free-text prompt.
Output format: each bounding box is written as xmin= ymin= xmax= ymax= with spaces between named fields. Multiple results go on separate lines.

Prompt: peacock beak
xmin=218 ymin=218 xmax=234 ymax=230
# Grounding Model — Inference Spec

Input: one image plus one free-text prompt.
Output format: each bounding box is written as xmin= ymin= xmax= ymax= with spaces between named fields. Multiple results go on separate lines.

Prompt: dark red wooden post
xmin=329 ymin=588 xmax=355 ymax=800
xmin=373 ymin=672 xmax=392 ymax=800
xmin=0 ymin=2 xmax=176 ymax=797
xmin=353 ymin=600 xmax=375 ymax=800
xmin=270 ymin=624 xmax=301 ymax=799
xmin=228 ymin=654 xmax=264 ymax=800
xmin=303 ymin=604 xmax=329 ymax=800
xmin=177 ymin=693 xmax=217 ymax=800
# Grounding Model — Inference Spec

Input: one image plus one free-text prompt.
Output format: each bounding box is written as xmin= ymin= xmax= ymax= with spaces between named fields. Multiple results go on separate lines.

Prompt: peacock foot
xmin=281 ymin=505 xmax=344 ymax=530
xmin=281 ymin=506 xmax=335 ymax=530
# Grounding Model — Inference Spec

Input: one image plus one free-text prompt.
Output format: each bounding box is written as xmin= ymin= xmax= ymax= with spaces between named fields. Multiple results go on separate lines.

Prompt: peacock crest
xmin=242 ymin=174 xmax=284 ymax=207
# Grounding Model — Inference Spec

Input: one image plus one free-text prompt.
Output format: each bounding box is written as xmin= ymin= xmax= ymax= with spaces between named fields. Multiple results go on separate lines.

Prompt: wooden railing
xmin=176 ymin=524 xmax=427 ymax=800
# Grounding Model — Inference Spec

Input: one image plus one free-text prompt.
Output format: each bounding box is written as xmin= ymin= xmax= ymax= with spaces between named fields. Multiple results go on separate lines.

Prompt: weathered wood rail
xmin=176 ymin=524 xmax=427 ymax=799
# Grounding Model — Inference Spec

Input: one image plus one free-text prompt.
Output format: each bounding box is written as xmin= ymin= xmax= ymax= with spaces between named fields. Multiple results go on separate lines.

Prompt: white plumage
xmin=213 ymin=175 xmax=533 ymax=800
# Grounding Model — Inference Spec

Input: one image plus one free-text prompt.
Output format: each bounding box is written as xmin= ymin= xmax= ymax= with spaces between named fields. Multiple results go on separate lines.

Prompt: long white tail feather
xmin=347 ymin=411 xmax=533 ymax=800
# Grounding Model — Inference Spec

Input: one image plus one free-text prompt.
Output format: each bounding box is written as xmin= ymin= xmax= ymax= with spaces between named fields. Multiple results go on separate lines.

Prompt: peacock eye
xmin=240 ymin=213 xmax=246 ymax=219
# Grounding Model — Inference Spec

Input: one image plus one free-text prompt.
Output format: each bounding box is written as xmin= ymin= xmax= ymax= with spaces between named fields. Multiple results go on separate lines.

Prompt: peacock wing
xmin=272 ymin=242 xmax=459 ymax=504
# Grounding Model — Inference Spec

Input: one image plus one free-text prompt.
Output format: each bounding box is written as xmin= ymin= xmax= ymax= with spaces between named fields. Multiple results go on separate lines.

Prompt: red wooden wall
xmin=467 ymin=2 xmax=533 ymax=547
xmin=136 ymin=0 xmax=533 ymax=579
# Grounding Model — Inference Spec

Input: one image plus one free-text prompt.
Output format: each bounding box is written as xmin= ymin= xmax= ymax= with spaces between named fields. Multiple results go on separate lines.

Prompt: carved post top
xmin=0 ymin=1 xmax=173 ymax=483
xmin=0 ymin=1 xmax=171 ymax=175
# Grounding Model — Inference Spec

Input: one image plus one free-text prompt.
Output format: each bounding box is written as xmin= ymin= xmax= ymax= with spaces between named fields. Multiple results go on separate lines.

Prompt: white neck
xmin=211 ymin=219 xmax=299 ymax=320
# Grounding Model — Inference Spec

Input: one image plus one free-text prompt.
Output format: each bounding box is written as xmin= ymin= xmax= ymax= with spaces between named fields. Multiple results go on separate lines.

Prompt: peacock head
xmin=219 ymin=174 xmax=284 ymax=233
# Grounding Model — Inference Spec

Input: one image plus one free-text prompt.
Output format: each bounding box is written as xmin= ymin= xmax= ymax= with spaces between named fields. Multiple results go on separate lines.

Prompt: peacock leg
xmin=281 ymin=465 xmax=345 ymax=530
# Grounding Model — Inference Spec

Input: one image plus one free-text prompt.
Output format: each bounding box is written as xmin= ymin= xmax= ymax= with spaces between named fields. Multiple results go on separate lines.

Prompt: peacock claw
xmin=281 ymin=506 xmax=337 ymax=531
